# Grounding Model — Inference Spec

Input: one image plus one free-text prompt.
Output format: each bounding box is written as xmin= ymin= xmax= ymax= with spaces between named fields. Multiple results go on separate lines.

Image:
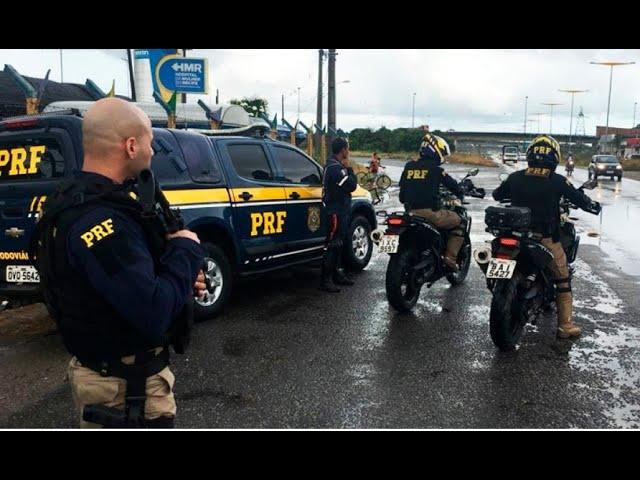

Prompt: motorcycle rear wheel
xmin=489 ymin=271 xmax=527 ymax=351
xmin=386 ymin=249 xmax=423 ymax=313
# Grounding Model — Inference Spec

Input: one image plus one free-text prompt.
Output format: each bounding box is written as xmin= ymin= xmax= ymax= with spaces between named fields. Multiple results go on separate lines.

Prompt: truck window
xmin=227 ymin=144 xmax=274 ymax=182
xmin=0 ymin=136 xmax=66 ymax=181
xmin=272 ymin=146 xmax=322 ymax=185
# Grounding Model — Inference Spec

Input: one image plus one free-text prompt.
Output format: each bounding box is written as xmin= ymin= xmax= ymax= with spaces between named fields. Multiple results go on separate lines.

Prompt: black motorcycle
xmin=374 ymin=169 xmax=486 ymax=313
xmin=565 ymin=160 xmax=575 ymax=177
xmin=474 ymin=176 xmax=599 ymax=351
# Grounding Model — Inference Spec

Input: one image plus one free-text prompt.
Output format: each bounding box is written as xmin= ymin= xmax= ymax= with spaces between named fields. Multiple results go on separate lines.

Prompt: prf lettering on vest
xmin=406 ymin=169 xmax=428 ymax=180
xmin=250 ymin=211 xmax=287 ymax=237
xmin=0 ymin=145 xmax=46 ymax=176
xmin=80 ymin=219 xmax=115 ymax=248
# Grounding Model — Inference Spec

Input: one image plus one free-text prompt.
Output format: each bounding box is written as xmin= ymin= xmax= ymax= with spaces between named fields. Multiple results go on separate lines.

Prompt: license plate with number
xmin=379 ymin=235 xmax=399 ymax=254
xmin=486 ymin=259 xmax=516 ymax=279
xmin=5 ymin=265 xmax=40 ymax=283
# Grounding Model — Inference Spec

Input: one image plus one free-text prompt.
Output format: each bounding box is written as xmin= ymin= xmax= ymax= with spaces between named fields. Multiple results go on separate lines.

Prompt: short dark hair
xmin=332 ymin=137 xmax=349 ymax=155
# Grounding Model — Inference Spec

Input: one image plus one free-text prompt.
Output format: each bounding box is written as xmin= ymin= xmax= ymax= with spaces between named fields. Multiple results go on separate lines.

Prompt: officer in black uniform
xmin=320 ymin=137 xmax=358 ymax=293
xmin=30 ymin=98 xmax=206 ymax=428
xmin=492 ymin=135 xmax=601 ymax=338
xmin=399 ymin=133 xmax=465 ymax=270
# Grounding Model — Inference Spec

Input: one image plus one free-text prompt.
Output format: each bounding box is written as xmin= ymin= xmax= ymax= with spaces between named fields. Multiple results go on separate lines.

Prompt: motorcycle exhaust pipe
xmin=371 ymin=228 xmax=385 ymax=245
xmin=473 ymin=245 xmax=492 ymax=274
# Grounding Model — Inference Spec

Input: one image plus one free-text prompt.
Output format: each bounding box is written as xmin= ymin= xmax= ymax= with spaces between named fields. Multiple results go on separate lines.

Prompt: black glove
xmin=587 ymin=201 xmax=601 ymax=215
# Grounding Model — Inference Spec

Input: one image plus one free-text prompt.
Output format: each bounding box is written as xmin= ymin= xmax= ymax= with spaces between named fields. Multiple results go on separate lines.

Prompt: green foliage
xmin=348 ymin=127 xmax=455 ymax=154
xmin=230 ymin=97 xmax=268 ymax=117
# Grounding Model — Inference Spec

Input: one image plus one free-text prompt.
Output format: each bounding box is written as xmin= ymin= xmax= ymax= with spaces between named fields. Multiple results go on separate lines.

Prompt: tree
xmin=230 ymin=97 xmax=268 ymax=117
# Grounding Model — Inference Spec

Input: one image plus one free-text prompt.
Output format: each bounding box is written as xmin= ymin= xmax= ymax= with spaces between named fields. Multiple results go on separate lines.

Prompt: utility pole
xmin=591 ymin=61 xmax=635 ymax=136
xmin=297 ymin=86 xmax=301 ymax=123
xmin=327 ymin=49 xmax=336 ymax=140
xmin=523 ymin=96 xmax=528 ymax=151
xmin=126 ymin=49 xmax=136 ymax=101
xmin=559 ymin=89 xmax=588 ymax=145
xmin=59 ymin=49 xmax=64 ymax=83
xmin=181 ymin=48 xmax=187 ymax=104
xmin=633 ymin=101 xmax=637 ymax=130
xmin=541 ymin=102 xmax=562 ymax=135
xmin=412 ymin=92 xmax=416 ymax=128
xmin=215 ymin=89 xmax=219 ymax=104
xmin=282 ymin=94 xmax=284 ymax=123
xmin=316 ymin=49 xmax=324 ymax=132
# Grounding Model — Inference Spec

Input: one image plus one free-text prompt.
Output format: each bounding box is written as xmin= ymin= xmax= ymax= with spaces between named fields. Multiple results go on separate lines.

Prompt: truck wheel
xmin=343 ymin=215 xmax=373 ymax=272
xmin=194 ymin=243 xmax=233 ymax=321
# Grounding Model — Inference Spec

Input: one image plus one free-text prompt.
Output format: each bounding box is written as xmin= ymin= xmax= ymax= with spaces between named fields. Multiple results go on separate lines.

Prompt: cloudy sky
xmin=2 ymin=49 xmax=639 ymax=135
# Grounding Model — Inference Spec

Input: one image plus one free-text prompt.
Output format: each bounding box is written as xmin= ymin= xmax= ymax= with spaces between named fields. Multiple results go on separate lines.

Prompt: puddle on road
xmin=568 ymin=258 xmax=640 ymax=427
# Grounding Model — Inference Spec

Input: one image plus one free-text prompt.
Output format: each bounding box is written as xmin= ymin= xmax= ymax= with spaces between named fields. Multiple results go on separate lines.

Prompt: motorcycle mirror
xmin=468 ymin=168 xmax=479 ymax=177
xmin=581 ymin=179 xmax=598 ymax=190
xmin=499 ymin=173 xmax=508 ymax=182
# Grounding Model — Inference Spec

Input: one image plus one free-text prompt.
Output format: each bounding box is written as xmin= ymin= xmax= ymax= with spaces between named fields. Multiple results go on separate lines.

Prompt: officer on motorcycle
xmin=399 ymin=133 xmax=465 ymax=271
xmin=492 ymin=135 xmax=601 ymax=339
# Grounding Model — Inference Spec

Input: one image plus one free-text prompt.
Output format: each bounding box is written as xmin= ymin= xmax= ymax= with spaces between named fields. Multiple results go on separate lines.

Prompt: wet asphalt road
xmin=1 ymin=160 xmax=640 ymax=429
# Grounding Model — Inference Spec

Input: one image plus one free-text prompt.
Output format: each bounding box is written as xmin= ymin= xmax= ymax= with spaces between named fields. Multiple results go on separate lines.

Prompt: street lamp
xmin=590 ymin=60 xmax=635 ymax=136
xmin=559 ymin=89 xmax=588 ymax=145
xmin=541 ymin=102 xmax=563 ymax=135
xmin=412 ymin=92 xmax=416 ymax=128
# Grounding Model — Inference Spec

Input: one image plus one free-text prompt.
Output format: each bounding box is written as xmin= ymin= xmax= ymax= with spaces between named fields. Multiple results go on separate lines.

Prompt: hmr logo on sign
xmin=157 ymin=57 xmax=208 ymax=94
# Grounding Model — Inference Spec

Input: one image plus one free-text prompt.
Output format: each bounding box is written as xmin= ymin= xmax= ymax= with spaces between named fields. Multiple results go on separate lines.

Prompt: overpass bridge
xmin=445 ymin=131 xmax=598 ymax=145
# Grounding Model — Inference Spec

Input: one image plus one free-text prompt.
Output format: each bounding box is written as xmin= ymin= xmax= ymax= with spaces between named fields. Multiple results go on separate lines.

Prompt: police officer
xmin=31 ymin=98 xmax=206 ymax=428
xmin=492 ymin=135 xmax=601 ymax=339
xmin=320 ymin=137 xmax=358 ymax=293
xmin=399 ymin=133 xmax=465 ymax=270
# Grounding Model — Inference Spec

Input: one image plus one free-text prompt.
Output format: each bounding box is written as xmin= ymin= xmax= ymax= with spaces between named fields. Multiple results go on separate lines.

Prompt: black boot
xmin=333 ymin=268 xmax=355 ymax=286
xmin=319 ymin=248 xmax=341 ymax=293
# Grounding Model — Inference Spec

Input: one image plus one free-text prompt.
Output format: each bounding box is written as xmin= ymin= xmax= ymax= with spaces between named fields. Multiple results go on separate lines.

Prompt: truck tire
xmin=194 ymin=242 xmax=233 ymax=321
xmin=343 ymin=215 xmax=373 ymax=272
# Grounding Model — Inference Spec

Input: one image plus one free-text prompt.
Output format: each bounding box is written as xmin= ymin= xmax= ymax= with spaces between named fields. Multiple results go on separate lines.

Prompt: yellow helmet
xmin=419 ymin=133 xmax=451 ymax=164
xmin=526 ymin=135 xmax=562 ymax=169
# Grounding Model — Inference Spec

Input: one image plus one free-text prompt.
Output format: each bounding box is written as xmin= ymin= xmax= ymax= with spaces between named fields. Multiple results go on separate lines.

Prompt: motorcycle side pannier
xmin=485 ymin=206 xmax=531 ymax=229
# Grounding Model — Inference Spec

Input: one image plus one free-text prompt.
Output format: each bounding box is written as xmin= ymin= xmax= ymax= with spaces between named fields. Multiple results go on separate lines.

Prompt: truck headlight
xmin=616 ymin=165 xmax=622 ymax=169
xmin=598 ymin=164 xmax=605 ymax=169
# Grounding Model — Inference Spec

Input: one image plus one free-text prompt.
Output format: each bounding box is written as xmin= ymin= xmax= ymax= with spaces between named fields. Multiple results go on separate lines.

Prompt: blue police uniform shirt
xmin=322 ymin=156 xmax=357 ymax=214
xmin=65 ymin=173 xmax=204 ymax=345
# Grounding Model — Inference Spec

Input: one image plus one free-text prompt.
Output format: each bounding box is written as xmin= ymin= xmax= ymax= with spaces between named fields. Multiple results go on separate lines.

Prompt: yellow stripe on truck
xmin=163 ymin=188 xmax=231 ymax=206
xmin=229 ymin=187 xmax=287 ymax=203
xmin=283 ymin=186 xmax=322 ymax=199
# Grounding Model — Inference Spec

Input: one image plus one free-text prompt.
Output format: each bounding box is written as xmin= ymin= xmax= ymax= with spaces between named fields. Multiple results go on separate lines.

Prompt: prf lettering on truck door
xmin=250 ymin=211 xmax=287 ymax=237
xmin=0 ymin=145 xmax=46 ymax=177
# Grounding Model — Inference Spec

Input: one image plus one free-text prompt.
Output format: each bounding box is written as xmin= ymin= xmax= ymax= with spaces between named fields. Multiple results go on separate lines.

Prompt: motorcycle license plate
xmin=379 ymin=235 xmax=399 ymax=254
xmin=486 ymin=259 xmax=516 ymax=279
xmin=5 ymin=265 xmax=40 ymax=283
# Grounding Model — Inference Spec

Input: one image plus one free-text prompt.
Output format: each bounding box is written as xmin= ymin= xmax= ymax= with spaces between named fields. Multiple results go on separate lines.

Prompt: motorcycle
xmin=473 ymin=175 xmax=599 ymax=351
xmin=565 ymin=160 xmax=575 ymax=177
xmin=373 ymin=168 xmax=486 ymax=313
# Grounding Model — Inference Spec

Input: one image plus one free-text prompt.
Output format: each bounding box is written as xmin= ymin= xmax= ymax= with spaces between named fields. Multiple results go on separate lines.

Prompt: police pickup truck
xmin=0 ymin=111 xmax=376 ymax=318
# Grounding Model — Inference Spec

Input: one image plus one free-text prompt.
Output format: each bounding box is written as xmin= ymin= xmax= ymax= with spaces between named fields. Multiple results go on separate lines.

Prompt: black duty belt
xmin=78 ymin=348 xmax=171 ymax=428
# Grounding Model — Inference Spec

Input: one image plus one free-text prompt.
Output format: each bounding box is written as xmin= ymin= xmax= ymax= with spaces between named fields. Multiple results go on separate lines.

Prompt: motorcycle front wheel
xmin=385 ymin=248 xmax=423 ymax=312
xmin=489 ymin=271 xmax=527 ymax=351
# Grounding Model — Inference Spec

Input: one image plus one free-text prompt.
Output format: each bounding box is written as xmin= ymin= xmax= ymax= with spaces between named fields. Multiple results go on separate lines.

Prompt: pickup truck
xmin=0 ymin=110 xmax=376 ymax=318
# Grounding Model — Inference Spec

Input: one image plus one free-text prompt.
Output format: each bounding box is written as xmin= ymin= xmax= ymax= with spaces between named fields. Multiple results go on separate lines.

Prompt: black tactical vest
xmin=30 ymin=176 xmax=168 ymax=363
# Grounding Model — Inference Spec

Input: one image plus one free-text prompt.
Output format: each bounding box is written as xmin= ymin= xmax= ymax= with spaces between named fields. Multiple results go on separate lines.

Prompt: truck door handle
xmin=289 ymin=192 xmax=301 ymax=200
xmin=238 ymin=192 xmax=253 ymax=201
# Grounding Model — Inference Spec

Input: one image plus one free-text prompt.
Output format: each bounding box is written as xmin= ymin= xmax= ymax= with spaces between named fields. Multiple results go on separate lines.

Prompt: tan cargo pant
xmin=540 ymin=237 xmax=572 ymax=326
xmin=68 ymin=351 xmax=176 ymax=429
xmin=411 ymin=208 xmax=464 ymax=260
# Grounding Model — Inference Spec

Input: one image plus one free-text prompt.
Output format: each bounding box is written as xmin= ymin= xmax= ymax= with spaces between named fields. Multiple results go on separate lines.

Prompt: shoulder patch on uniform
xmin=525 ymin=167 xmax=551 ymax=178
xmin=79 ymin=218 xmax=116 ymax=248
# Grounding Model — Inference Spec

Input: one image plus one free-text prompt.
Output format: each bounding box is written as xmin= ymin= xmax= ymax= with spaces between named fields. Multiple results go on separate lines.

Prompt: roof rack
xmin=189 ymin=123 xmax=271 ymax=138
xmin=0 ymin=108 xmax=82 ymax=122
